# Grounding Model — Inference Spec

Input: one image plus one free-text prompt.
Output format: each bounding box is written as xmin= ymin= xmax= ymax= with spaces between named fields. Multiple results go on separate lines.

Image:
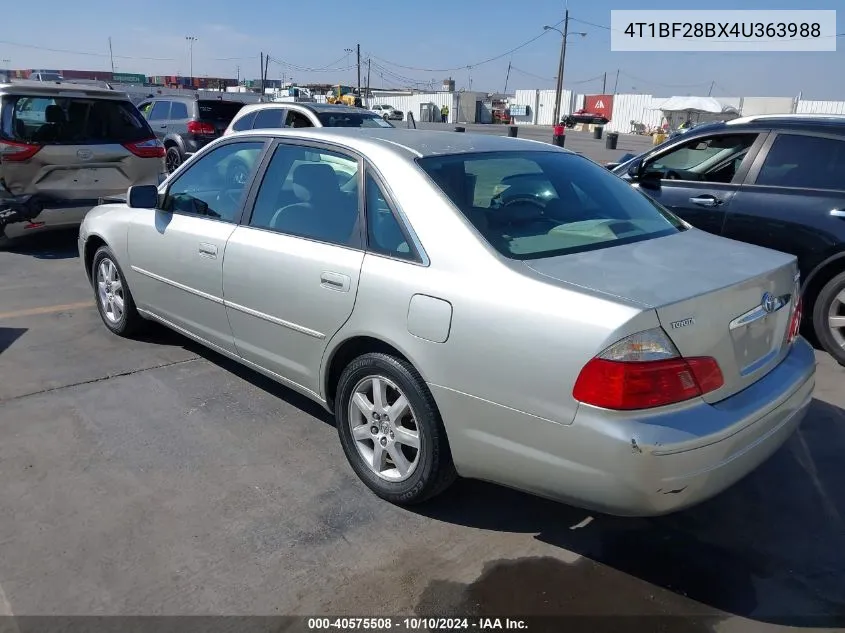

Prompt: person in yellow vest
xmin=440 ymin=105 xmax=449 ymax=123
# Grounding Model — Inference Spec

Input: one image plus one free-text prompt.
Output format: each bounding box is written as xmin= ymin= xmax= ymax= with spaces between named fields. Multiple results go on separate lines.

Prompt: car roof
xmin=686 ymin=115 xmax=845 ymax=134
xmin=0 ymin=80 xmax=128 ymax=100
xmin=229 ymin=127 xmax=569 ymax=159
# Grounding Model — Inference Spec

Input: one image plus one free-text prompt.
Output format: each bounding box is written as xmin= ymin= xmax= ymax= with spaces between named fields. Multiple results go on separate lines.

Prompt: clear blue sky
xmin=3 ymin=0 xmax=843 ymax=99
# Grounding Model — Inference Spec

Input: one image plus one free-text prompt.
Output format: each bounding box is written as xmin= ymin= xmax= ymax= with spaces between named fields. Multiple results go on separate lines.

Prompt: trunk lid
xmin=524 ymin=229 xmax=799 ymax=403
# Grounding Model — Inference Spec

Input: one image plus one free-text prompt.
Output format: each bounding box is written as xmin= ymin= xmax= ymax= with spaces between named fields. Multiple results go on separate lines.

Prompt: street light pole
xmin=545 ymin=17 xmax=587 ymax=128
xmin=185 ymin=36 xmax=197 ymax=83
xmin=550 ymin=10 xmax=569 ymax=128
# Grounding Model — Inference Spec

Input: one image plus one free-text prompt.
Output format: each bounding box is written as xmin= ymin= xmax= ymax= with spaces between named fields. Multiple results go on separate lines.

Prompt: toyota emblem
xmin=76 ymin=149 xmax=94 ymax=161
xmin=762 ymin=292 xmax=776 ymax=313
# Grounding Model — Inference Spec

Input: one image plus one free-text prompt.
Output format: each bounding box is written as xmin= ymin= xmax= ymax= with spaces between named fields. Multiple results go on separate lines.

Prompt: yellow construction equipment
xmin=327 ymin=84 xmax=362 ymax=107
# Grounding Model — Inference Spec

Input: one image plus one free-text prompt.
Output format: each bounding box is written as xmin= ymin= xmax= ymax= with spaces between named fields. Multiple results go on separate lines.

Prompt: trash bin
xmin=605 ymin=132 xmax=619 ymax=150
xmin=507 ymin=125 xmax=518 ymax=137
xmin=593 ymin=125 xmax=603 ymax=140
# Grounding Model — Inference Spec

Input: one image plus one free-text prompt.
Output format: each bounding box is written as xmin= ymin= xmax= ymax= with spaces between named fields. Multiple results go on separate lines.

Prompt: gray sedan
xmin=78 ymin=128 xmax=815 ymax=516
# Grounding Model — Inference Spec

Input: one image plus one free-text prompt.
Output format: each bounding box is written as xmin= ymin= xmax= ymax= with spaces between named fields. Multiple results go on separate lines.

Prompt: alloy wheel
xmin=828 ymin=288 xmax=845 ymax=349
xmin=348 ymin=375 xmax=421 ymax=482
xmin=96 ymin=258 xmax=124 ymax=324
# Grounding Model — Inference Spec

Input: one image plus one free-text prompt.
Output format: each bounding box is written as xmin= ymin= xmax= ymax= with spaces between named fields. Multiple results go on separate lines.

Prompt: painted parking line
xmin=0 ymin=301 xmax=93 ymax=320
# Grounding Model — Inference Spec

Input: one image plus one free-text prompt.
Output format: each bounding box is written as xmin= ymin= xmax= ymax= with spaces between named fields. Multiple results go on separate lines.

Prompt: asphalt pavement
xmin=0 ymin=130 xmax=844 ymax=630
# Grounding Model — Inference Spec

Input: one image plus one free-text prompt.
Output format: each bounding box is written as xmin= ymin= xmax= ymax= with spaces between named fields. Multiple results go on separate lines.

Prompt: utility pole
xmin=708 ymin=80 xmax=715 ymax=96
xmin=236 ymin=65 xmax=240 ymax=85
xmin=185 ymin=36 xmax=197 ymax=83
xmin=613 ymin=69 xmax=620 ymax=94
xmin=262 ymin=53 xmax=270 ymax=95
xmin=259 ymin=53 xmax=264 ymax=93
xmin=551 ymin=9 xmax=569 ymax=128
xmin=366 ymin=58 xmax=371 ymax=100
xmin=503 ymin=61 xmax=512 ymax=95
xmin=602 ymin=71 xmax=607 ymax=94
xmin=108 ymin=37 xmax=115 ymax=74
xmin=357 ymin=44 xmax=361 ymax=97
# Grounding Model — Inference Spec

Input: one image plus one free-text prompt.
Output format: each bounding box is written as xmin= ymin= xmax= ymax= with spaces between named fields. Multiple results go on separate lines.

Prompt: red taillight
xmin=0 ymin=140 xmax=42 ymax=161
xmin=788 ymin=296 xmax=803 ymax=344
xmin=572 ymin=327 xmax=724 ymax=411
xmin=187 ymin=121 xmax=215 ymax=135
xmin=123 ymin=138 xmax=165 ymax=158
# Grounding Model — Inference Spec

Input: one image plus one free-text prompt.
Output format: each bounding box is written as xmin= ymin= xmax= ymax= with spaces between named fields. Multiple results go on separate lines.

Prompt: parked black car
xmin=610 ymin=115 xmax=845 ymax=364
xmin=137 ymin=95 xmax=245 ymax=174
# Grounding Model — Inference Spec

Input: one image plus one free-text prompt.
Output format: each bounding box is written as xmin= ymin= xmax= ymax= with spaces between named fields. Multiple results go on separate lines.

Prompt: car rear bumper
xmin=1 ymin=197 xmax=101 ymax=239
xmin=430 ymin=337 xmax=816 ymax=516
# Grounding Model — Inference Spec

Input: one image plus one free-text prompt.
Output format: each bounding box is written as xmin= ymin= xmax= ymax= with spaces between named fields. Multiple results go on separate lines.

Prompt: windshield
xmin=197 ymin=100 xmax=244 ymax=122
xmin=1 ymin=95 xmax=154 ymax=144
xmin=417 ymin=150 xmax=686 ymax=260
xmin=316 ymin=112 xmax=394 ymax=128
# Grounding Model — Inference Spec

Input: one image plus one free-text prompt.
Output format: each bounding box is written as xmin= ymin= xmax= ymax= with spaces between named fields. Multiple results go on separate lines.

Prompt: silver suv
xmin=0 ymin=80 xmax=165 ymax=246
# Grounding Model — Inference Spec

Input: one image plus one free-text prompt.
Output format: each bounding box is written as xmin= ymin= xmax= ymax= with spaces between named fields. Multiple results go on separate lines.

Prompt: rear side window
xmin=253 ymin=108 xmax=285 ymax=129
xmin=232 ymin=110 xmax=257 ymax=132
xmin=417 ymin=151 xmax=686 ymax=260
xmin=756 ymin=133 xmax=845 ymax=191
xmin=197 ymin=100 xmax=244 ymax=123
xmin=1 ymin=95 xmax=154 ymax=145
xmin=170 ymin=101 xmax=189 ymax=119
xmin=148 ymin=101 xmax=170 ymax=121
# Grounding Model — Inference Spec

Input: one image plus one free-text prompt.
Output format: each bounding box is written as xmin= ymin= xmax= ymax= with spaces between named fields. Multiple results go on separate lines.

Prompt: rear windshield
xmin=417 ymin=151 xmax=686 ymax=260
xmin=316 ymin=112 xmax=393 ymax=128
xmin=1 ymin=95 xmax=154 ymax=145
xmin=197 ymin=100 xmax=244 ymax=122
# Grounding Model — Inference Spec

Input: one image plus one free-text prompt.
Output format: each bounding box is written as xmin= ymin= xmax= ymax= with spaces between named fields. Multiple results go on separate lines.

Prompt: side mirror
xmin=626 ymin=160 xmax=643 ymax=180
xmin=127 ymin=184 xmax=160 ymax=209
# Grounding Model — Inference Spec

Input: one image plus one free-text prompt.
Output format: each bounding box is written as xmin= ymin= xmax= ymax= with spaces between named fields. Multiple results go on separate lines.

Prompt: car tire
xmin=383 ymin=114 xmax=390 ymax=121
xmin=165 ymin=146 xmax=182 ymax=174
xmin=91 ymin=246 xmax=144 ymax=337
xmin=813 ymin=271 xmax=845 ymax=366
xmin=335 ymin=352 xmax=457 ymax=505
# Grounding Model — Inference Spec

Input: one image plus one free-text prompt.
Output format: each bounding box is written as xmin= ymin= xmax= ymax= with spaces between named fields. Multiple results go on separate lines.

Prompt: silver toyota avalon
xmin=78 ymin=128 xmax=815 ymax=516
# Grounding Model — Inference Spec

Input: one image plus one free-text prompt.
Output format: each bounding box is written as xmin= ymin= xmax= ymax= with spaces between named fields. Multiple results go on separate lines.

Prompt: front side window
xmin=756 ymin=133 xmax=845 ymax=191
xmin=1 ymin=95 xmax=154 ymax=145
xmin=248 ymin=144 xmax=360 ymax=247
xmin=418 ymin=150 xmax=686 ymax=260
xmin=163 ymin=141 xmax=265 ymax=222
xmin=284 ymin=110 xmax=313 ymax=128
xmin=253 ymin=108 xmax=285 ymax=129
xmin=642 ymin=134 xmax=758 ymax=183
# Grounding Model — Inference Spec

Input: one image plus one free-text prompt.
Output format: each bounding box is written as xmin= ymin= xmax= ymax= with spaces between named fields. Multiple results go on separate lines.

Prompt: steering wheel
xmin=503 ymin=197 xmax=545 ymax=210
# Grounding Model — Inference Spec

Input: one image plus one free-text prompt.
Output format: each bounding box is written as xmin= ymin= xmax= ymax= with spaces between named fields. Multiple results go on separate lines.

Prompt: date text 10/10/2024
xmin=307 ymin=617 xmax=529 ymax=630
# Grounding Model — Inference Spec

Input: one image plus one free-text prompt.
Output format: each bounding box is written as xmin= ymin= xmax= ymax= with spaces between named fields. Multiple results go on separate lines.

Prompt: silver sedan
xmin=78 ymin=128 xmax=815 ymax=516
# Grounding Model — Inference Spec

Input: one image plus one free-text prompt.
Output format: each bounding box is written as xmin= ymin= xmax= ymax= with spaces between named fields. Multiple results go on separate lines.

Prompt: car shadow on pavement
xmin=5 ymin=228 xmax=80 ymax=260
xmin=413 ymin=397 xmax=845 ymax=628
xmin=173 ymin=339 xmax=335 ymax=427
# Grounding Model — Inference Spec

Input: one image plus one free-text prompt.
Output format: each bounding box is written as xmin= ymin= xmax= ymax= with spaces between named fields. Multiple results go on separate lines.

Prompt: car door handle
xmin=320 ymin=271 xmax=350 ymax=292
xmin=830 ymin=209 xmax=845 ymax=218
xmin=198 ymin=243 xmax=217 ymax=258
xmin=689 ymin=195 xmax=723 ymax=208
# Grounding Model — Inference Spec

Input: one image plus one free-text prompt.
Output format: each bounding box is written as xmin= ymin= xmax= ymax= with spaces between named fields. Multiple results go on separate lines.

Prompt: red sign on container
xmin=583 ymin=94 xmax=614 ymax=120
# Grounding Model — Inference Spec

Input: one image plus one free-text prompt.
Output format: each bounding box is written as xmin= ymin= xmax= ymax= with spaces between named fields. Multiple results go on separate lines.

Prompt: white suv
xmin=371 ymin=104 xmax=403 ymax=121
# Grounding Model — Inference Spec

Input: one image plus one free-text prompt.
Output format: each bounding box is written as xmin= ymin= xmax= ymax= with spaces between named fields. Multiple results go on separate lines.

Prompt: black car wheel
xmin=813 ymin=271 xmax=845 ymax=365
xmin=165 ymin=146 xmax=182 ymax=174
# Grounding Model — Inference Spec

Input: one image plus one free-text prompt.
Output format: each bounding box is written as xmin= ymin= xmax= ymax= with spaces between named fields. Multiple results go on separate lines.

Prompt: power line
xmin=0 ymin=38 xmax=174 ymax=61
xmin=368 ymin=18 xmax=565 ymax=73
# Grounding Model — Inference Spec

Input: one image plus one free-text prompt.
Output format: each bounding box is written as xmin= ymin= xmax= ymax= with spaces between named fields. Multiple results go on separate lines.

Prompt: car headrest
xmin=45 ymin=105 xmax=65 ymax=124
xmin=291 ymin=163 xmax=340 ymax=198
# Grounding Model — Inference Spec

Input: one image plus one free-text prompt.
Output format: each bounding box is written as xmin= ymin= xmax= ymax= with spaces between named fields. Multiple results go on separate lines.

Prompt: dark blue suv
xmin=611 ymin=115 xmax=845 ymax=365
